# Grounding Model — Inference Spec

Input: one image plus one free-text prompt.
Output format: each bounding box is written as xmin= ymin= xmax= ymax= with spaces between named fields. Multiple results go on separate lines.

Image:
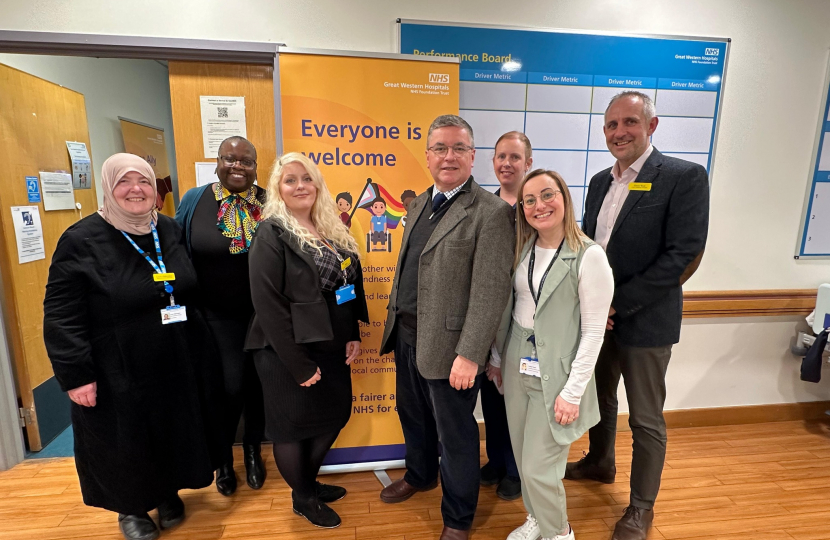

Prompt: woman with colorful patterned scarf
xmin=175 ymin=136 xmax=268 ymax=496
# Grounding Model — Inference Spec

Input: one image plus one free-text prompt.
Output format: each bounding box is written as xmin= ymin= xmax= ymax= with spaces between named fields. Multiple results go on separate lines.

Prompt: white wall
xmin=2 ymin=0 xmax=829 ymax=410
xmin=0 ymin=54 xmax=178 ymax=207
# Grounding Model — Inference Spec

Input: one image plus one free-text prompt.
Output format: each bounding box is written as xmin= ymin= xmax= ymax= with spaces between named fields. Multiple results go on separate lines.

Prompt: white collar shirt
xmin=594 ymin=144 xmax=654 ymax=250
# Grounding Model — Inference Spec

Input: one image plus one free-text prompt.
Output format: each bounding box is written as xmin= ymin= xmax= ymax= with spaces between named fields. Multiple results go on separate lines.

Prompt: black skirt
xmin=255 ymin=291 xmax=355 ymax=442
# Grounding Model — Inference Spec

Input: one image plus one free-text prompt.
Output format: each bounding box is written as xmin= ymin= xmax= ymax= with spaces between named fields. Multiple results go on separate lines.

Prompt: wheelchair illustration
xmin=367 ymin=230 xmax=393 ymax=252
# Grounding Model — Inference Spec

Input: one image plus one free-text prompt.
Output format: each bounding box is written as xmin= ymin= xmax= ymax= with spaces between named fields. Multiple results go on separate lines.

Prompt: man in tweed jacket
xmin=379 ymin=115 xmax=514 ymax=540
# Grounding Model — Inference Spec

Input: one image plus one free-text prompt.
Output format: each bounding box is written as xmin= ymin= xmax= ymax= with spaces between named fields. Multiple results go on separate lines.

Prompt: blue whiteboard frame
xmin=398 ymin=19 xmax=730 ymax=179
xmin=796 ymin=55 xmax=830 ymax=259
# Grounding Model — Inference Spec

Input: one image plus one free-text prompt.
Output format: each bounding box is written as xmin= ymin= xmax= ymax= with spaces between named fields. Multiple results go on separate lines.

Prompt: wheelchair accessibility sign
xmin=26 ymin=176 xmax=41 ymax=203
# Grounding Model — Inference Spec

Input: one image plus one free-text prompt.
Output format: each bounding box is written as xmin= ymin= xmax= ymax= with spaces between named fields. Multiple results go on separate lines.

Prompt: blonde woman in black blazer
xmin=246 ymin=152 xmax=368 ymax=530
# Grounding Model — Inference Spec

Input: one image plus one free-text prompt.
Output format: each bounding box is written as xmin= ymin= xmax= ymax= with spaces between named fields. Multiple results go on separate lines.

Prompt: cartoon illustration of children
xmin=400 ymin=189 xmax=417 ymax=227
xmin=370 ymin=197 xmax=388 ymax=250
xmin=336 ymin=192 xmax=353 ymax=227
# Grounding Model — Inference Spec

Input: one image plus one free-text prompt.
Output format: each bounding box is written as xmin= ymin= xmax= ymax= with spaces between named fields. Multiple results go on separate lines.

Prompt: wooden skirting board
xmin=682 ymin=288 xmax=816 ymax=318
xmin=477 ymin=400 xmax=830 ymax=438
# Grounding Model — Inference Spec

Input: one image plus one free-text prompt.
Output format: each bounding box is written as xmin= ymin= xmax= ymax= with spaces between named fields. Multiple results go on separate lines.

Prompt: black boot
xmin=316 ymin=481 xmax=347 ymax=502
xmin=117 ymin=513 xmax=159 ymax=540
xmin=157 ymin=493 xmax=185 ymax=530
xmin=496 ymin=475 xmax=522 ymax=501
xmin=215 ymin=463 xmax=237 ymax=496
xmin=292 ymin=493 xmax=341 ymax=528
xmin=244 ymin=443 xmax=266 ymax=490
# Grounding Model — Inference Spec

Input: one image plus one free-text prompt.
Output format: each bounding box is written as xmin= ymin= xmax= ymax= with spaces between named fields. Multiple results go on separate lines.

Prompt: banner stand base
xmin=319 ymin=459 xmax=405 ymax=476
xmin=374 ymin=470 xmax=392 ymax=487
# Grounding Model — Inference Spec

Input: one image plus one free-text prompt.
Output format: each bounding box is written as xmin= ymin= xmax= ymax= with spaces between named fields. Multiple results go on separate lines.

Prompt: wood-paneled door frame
xmin=0 ymin=30 xmax=283 ymax=464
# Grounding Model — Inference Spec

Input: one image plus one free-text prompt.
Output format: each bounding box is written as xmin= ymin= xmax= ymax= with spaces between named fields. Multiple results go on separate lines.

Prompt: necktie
xmin=432 ymin=192 xmax=448 ymax=213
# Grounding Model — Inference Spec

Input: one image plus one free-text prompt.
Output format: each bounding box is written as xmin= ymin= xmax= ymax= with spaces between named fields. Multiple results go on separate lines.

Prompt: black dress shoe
xmin=612 ymin=505 xmax=654 ymax=540
xmin=244 ymin=443 xmax=266 ymax=490
xmin=564 ymin=454 xmax=616 ymax=484
xmin=292 ymin=494 xmax=341 ymax=528
xmin=157 ymin=493 xmax=185 ymax=530
xmin=496 ymin=475 xmax=522 ymax=500
xmin=215 ymin=463 xmax=237 ymax=496
xmin=316 ymin=481 xmax=347 ymax=502
xmin=480 ymin=462 xmax=504 ymax=486
xmin=117 ymin=513 xmax=159 ymax=540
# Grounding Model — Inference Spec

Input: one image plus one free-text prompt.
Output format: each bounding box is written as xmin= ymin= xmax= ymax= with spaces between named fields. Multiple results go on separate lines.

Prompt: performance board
xmin=399 ymin=20 xmax=730 ymax=224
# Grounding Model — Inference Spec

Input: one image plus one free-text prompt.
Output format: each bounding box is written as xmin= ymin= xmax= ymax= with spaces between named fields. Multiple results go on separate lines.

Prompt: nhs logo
xmin=429 ymin=73 xmax=450 ymax=83
xmin=705 ymin=48 xmax=720 ymax=56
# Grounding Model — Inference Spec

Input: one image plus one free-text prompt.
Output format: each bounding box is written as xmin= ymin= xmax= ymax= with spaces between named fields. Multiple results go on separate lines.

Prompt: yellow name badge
xmin=629 ymin=182 xmax=652 ymax=191
xmin=341 ymin=257 xmax=351 ymax=271
xmin=153 ymin=273 xmax=176 ymax=282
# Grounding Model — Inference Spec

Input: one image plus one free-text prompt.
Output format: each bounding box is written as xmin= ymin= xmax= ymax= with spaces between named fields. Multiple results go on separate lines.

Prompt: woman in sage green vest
xmin=492 ymin=169 xmax=614 ymax=540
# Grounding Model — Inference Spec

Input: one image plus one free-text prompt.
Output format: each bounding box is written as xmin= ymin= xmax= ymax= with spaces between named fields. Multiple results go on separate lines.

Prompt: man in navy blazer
xmin=565 ymin=91 xmax=709 ymax=540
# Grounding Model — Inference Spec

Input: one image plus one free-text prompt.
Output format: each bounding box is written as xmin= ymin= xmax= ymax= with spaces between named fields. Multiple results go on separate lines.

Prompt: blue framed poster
xmin=399 ymin=20 xmax=730 ymax=223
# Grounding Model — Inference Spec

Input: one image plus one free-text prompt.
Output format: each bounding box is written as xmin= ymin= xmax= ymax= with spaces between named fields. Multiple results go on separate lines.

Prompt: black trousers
xmin=587 ymin=332 xmax=672 ymax=510
xmin=395 ymin=336 xmax=481 ymax=530
xmin=478 ymin=373 xmax=519 ymax=478
xmin=204 ymin=315 xmax=266 ymax=465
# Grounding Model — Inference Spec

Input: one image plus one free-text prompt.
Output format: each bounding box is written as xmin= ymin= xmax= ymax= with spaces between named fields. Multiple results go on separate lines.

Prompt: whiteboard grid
xmin=463 ymin=81 xmax=719 ymax=224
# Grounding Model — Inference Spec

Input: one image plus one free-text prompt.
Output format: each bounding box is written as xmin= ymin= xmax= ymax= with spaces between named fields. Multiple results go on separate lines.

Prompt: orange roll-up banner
xmin=278 ymin=50 xmax=459 ymax=469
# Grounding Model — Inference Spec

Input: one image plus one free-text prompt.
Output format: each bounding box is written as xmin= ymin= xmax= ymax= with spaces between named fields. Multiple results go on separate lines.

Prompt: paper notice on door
xmin=66 ymin=141 xmax=91 ymax=161
xmin=200 ymin=96 xmax=247 ymax=158
xmin=40 ymin=171 xmax=76 ymax=211
xmin=10 ymin=206 xmax=46 ymax=264
xmin=195 ymin=162 xmax=220 ymax=187
xmin=66 ymin=141 xmax=93 ymax=189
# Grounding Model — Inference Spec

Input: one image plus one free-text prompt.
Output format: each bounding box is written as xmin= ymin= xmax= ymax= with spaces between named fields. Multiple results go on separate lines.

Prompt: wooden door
xmin=168 ymin=61 xmax=276 ymax=195
xmin=0 ymin=64 xmax=99 ymax=451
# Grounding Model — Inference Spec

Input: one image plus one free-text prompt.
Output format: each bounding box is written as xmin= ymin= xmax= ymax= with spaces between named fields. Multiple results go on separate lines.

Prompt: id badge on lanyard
xmin=321 ymin=239 xmax=355 ymax=305
xmin=519 ymin=334 xmax=541 ymax=378
xmin=121 ymin=223 xmax=187 ymax=324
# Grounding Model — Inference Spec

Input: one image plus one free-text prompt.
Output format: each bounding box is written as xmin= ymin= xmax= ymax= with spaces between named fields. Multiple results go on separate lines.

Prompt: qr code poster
xmin=199 ymin=96 xmax=248 ymax=158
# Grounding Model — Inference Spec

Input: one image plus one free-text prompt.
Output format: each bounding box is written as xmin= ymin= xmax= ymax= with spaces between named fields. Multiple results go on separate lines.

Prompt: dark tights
xmin=272 ymin=430 xmax=340 ymax=500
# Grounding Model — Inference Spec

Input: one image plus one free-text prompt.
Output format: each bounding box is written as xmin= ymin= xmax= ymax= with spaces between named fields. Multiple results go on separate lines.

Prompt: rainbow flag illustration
xmin=357 ymin=180 xmax=405 ymax=229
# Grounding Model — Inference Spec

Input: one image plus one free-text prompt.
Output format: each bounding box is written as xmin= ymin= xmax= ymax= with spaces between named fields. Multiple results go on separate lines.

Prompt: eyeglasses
xmin=521 ymin=190 xmax=561 ymax=208
xmin=427 ymin=144 xmax=474 ymax=157
xmin=219 ymin=155 xmax=257 ymax=169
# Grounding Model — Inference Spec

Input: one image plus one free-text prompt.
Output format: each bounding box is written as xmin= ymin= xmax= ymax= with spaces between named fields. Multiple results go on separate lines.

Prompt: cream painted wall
xmin=0 ymin=54 xmax=178 ymax=207
xmin=1 ymin=0 xmax=829 ymax=412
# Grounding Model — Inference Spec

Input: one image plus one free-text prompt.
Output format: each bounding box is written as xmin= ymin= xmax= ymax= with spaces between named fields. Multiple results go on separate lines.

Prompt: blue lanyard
xmin=121 ymin=223 xmax=174 ymax=295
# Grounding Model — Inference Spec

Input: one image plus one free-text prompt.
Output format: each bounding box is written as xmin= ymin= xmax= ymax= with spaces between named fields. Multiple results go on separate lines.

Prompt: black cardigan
xmin=244 ymin=220 xmax=369 ymax=383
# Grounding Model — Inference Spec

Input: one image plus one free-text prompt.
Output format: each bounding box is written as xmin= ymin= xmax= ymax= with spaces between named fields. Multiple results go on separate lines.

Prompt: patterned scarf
xmin=214 ymin=183 xmax=264 ymax=254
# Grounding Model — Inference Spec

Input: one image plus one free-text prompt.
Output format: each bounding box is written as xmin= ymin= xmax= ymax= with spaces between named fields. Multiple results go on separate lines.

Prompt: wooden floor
xmin=2 ymin=419 xmax=830 ymax=540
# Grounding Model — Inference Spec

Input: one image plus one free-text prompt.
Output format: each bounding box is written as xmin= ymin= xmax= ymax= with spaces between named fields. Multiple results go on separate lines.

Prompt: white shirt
xmin=490 ymin=243 xmax=614 ymax=405
xmin=595 ymin=144 xmax=654 ymax=250
xmin=432 ymin=182 xmax=466 ymax=202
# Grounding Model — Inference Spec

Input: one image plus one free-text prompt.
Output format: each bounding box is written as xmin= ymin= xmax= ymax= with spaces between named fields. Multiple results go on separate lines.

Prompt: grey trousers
xmin=587 ymin=332 xmax=672 ymax=510
xmin=503 ymin=323 xmax=570 ymax=537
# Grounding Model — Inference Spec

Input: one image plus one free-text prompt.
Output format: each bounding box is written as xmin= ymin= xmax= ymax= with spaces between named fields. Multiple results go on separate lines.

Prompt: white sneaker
xmin=507 ymin=514 xmax=541 ymax=540
xmin=543 ymin=524 xmax=574 ymax=540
